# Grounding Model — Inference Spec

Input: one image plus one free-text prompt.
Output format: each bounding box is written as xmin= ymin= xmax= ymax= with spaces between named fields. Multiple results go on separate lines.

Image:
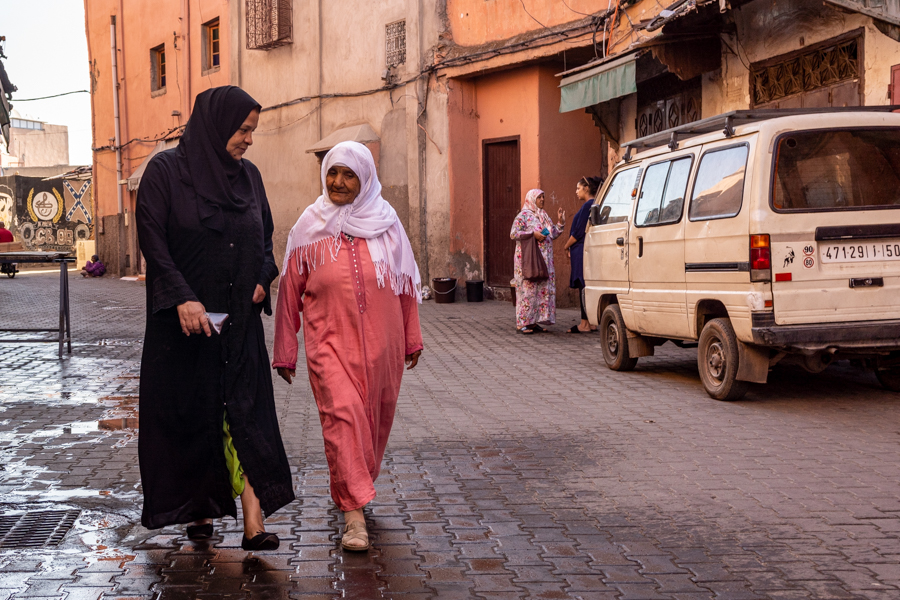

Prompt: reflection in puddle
xmin=99 ymin=417 xmax=138 ymax=431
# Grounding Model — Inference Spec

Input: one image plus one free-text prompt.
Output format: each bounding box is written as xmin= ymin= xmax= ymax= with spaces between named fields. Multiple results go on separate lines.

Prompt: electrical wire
xmin=13 ymin=90 xmax=89 ymax=102
xmin=560 ymin=0 xmax=593 ymax=16
xmin=518 ymin=0 xmax=564 ymax=36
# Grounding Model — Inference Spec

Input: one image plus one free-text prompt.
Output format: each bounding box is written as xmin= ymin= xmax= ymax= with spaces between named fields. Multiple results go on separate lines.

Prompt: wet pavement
xmin=0 ymin=272 xmax=899 ymax=599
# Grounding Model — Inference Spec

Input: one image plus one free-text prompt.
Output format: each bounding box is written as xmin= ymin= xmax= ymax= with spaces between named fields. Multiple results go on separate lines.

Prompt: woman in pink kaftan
xmin=510 ymin=189 xmax=566 ymax=333
xmin=273 ymin=141 xmax=423 ymax=552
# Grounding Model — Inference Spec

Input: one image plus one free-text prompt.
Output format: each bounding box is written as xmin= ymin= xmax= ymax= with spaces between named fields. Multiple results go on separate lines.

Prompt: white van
xmin=583 ymin=108 xmax=900 ymax=400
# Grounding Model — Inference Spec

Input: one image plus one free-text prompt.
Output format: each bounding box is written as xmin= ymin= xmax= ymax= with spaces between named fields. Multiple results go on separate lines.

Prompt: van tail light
xmin=750 ymin=234 xmax=771 ymax=282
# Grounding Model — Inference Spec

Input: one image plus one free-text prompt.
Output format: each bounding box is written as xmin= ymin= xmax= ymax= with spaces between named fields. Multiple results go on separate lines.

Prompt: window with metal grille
xmin=751 ymin=35 xmax=861 ymax=108
xmin=246 ymin=0 xmax=292 ymax=50
xmin=386 ymin=20 xmax=406 ymax=66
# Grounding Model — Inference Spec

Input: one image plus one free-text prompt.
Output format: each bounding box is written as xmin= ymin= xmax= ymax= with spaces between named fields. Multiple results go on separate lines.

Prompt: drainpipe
xmin=110 ymin=16 xmax=126 ymax=276
xmin=181 ymin=0 xmax=192 ymax=118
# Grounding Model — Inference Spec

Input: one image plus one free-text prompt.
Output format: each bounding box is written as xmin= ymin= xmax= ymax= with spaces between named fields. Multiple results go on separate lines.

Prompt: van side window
xmin=689 ymin=145 xmax=749 ymax=221
xmin=636 ymin=157 xmax=691 ymax=227
xmin=597 ymin=167 xmax=640 ymax=225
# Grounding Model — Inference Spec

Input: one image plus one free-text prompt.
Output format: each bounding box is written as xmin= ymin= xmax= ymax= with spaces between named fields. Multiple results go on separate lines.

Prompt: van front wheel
xmin=698 ymin=318 xmax=748 ymax=401
xmin=600 ymin=305 xmax=638 ymax=371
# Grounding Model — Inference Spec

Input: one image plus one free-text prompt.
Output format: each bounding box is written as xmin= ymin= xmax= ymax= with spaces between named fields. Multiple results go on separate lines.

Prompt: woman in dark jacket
xmin=136 ymin=86 xmax=293 ymax=551
xmin=564 ymin=176 xmax=603 ymax=333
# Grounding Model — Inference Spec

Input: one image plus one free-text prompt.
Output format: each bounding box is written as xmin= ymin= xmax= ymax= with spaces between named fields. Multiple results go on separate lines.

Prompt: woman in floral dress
xmin=510 ymin=188 xmax=566 ymax=334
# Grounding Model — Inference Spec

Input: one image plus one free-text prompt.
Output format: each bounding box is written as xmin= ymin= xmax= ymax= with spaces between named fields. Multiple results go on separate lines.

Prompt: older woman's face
xmin=535 ymin=193 xmax=546 ymax=209
xmin=326 ymin=165 xmax=361 ymax=205
xmin=226 ymin=109 xmax=260 ymax=160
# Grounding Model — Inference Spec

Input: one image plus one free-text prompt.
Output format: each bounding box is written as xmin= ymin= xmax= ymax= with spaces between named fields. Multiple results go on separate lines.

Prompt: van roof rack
xmin=621 ymin=105 xmax=900 ymax=162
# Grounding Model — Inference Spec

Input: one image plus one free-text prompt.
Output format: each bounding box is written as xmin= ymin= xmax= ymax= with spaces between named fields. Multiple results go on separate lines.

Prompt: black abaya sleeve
xmin=248 ymin=162 xmax=278 ymax=316
xmin=136 ymin=157 xmax=200 ymax=313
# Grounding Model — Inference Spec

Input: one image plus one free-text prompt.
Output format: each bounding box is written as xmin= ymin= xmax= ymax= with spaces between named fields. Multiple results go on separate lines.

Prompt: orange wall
xmin=448 ymin=0 xmax=600 ymax=46
xmin=447 ymin=65 xmax=605 ymax=304
xmin=84 ymin=0 xmax=230 ymax=219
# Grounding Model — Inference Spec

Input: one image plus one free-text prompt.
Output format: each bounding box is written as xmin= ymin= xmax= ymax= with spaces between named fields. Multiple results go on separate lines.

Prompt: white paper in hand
xmin=206 ymin=312 xmax=229 ymax=334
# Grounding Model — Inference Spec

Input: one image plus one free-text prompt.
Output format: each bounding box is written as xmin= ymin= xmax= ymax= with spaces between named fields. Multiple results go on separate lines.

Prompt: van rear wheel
xmin=600 ymin=305 xmax=638 ymax=371
xmin=875 ymin=367 xmax=900 ymax=392
xmin=698 ymin=318 xmax=748 ymax=401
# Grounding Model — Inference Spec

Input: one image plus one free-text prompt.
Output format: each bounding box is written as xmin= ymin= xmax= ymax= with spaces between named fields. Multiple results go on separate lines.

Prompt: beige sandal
xmin=341 ymin=520 xmax=370 ymax=551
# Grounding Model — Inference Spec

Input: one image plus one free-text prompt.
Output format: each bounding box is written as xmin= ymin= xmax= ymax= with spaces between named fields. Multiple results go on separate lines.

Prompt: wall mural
xmin=0 ymin=175 xmax=93 ymax=253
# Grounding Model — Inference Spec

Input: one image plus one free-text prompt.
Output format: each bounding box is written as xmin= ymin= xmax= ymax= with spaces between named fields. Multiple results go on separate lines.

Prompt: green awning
xmin=559 ymin=54 xmax=637 ymax=113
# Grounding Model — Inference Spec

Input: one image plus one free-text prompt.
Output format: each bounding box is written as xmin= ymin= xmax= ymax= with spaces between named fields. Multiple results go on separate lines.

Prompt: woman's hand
xmin=277 ymin=367 xmax=295 ymax=384
xmin=252 ymin=284 xmax=266 ymax=304
xmin=534 ymin=231 xmax=547 ymax=242
xmin=558 ymin=208 xmax=567 ymax=225
xmin=177 ymin=301 xmax=211 ymax=337
xmin=405 ymin=350 xmax=422 ymax=370
xmin=566 ymin=248 xmax=571 ymax=261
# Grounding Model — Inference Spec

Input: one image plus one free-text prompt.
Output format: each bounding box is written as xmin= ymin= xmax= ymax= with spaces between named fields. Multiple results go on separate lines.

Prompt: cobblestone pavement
xmin=0 ymin=272 xmax=899 ymax=599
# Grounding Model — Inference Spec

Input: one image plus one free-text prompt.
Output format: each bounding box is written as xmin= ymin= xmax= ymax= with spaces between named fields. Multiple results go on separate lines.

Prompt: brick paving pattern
xmin=0 ymin=272 xmax=898 ymax=599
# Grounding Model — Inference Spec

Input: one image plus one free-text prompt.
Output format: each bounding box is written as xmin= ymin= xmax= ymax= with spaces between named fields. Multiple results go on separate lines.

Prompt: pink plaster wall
xmin=446 ymin=64 xmax=606 ymax=306
xmin=448 ymin=0 xmax=599 ymax=46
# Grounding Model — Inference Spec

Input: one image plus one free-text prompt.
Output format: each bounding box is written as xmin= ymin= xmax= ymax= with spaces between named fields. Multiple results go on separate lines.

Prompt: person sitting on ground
xmin=0 ymin=221 xmax=13 ymax=244
xmin=81 ymin=255 xmax=106 ymax=278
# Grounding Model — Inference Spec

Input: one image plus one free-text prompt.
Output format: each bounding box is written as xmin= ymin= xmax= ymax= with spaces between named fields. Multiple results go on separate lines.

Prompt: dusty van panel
xmin=767 ymin=128 xmax=900 ymax=325
xmin=684 ymin=139 xmax=757 ymax=338
xmin=583 ymin=166 xmax=641 ymax=321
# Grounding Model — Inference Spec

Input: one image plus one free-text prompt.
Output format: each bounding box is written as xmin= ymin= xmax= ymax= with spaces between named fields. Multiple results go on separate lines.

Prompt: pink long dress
xmin=273 ymin=234 xmax=423 ymax=512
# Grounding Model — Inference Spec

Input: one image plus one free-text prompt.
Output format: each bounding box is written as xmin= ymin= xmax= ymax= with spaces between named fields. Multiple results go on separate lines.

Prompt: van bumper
xmin=751 ymin=316 xmax=900 ymax=352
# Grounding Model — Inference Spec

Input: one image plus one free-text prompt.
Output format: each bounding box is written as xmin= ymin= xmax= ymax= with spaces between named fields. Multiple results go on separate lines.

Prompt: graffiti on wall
xmin=0 ymin=176 xmax=94 ymax=253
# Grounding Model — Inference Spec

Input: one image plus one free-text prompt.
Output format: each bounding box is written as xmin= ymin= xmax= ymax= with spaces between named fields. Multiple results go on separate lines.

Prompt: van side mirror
xmin=590 ymin=204 xmax=611 ymax=226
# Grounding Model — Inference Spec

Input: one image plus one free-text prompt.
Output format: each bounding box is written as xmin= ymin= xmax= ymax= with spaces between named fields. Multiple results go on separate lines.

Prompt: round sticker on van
xmin=803 ymin=245 xmax=814 ymax=256
xmin=803 ymin=256 xmax=815 ymax=269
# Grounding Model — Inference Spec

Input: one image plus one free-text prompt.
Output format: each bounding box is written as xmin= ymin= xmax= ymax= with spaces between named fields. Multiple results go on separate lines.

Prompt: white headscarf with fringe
xmin=282 ymin=141 xmax=422 ymax=301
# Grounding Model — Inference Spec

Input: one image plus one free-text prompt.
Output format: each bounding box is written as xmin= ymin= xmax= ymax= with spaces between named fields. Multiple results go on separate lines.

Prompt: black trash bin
xmin=432 ymin=278 xmax=457 ymax=304
xmin=465 ymin=280 xmax=484 ymax=302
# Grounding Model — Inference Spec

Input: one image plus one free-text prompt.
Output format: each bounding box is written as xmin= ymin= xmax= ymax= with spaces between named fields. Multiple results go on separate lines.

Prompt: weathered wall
xmin=447 ymin=0 xmax=597 ymax=45
xmin=236 ymin=0 xmax=445 ymax=281
xmin=703 ymin=0 xmax=900 ymax=115
xmin=443 ymin=65 xmax=605 ymax=305
xmin=536 ymin=65 xmax=605 ymax=307
xmin=84 ymin=0 xmax=230 ymax=274
xmin=6 ymin=124 xmax=69 ymax=168
xmin=0 ymin=176 xmax=94 ymax=253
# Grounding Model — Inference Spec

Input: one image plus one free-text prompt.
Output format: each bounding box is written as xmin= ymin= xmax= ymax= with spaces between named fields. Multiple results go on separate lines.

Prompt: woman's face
xmin=575 ymin=182 xmax=588 ymax=201
xmin=226 ymin=109 xmax=260 ymax=160
xmin=326 ymin=165 xmax=361 ymax=205
xmin=535 ymin=193 xmax=546 ymax=209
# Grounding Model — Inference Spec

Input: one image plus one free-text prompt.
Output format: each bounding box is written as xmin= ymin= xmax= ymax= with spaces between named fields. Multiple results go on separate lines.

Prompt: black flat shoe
xmin=186 ymin=523 xmax=213 ymax=540
xmin=241 ymin=531 xmax=279 ymax=551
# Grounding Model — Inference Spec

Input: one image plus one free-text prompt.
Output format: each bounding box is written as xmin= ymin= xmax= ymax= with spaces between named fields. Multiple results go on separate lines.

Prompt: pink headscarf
xmin=521 ymin=188 xmax=553 ymax=230
xmin=281 ymin=141 xmax=422 ymax=301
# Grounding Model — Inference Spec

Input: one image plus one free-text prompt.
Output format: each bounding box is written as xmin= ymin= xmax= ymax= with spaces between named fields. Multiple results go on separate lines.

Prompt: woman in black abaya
xmin=136 ymin=86 xmax=293 ymax=551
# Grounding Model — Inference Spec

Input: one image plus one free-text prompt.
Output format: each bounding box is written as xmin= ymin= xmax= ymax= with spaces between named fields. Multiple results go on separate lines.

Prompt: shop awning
xmin=306 ymin=123 xmax=379 ymax=154
xmin=127 ymin=138 xmax=179 ymax=191
xmin=559 ymin=53 xmax=637 ymax=113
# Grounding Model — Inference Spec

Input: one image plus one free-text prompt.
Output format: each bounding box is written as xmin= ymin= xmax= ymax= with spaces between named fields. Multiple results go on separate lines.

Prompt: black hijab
xmin=176 ymin=86 xmax=261 ymax=231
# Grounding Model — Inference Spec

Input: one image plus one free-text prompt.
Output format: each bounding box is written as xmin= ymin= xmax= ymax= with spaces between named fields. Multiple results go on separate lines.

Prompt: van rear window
xmin=773 ymin=129 xmax=900 ymax=211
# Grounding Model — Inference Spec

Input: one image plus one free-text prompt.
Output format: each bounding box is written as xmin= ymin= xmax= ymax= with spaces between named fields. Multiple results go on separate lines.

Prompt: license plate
xmin=820 ymin=240 xmax=900 ymax=263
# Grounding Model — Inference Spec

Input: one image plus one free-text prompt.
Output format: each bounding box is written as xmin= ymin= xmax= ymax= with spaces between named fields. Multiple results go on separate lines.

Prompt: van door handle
xmin=638 ymin=236 xmax=644 ymax=257
xmin=616 ymin=237 xmax=625 ymax=246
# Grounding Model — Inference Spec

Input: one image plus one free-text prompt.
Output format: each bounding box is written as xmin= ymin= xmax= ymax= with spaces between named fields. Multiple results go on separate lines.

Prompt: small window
xmin=636 ymin=157 xmax=691 ymax=227
xmin=689 ymin=145 xmax=749 ymax=221
xmin=386 ymin=20 xmax=406 ymax=66
xmin=151 ymin=44 xmax=166 ymax=93
xmin=597 ymin=167 xmax=641 ymax=225
xmin=203 ymin=18 xmax=220 ymax=72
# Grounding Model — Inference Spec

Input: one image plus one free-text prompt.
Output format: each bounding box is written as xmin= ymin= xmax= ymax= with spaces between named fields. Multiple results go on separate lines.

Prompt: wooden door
xmin=483 ymin=138 xmax=521 ymax=287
